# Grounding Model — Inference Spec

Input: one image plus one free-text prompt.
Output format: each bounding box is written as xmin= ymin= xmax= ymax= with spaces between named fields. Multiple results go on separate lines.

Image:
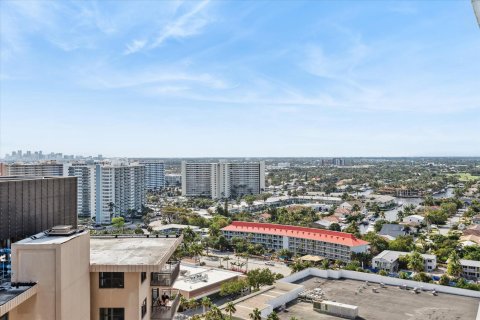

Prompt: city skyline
xmin=1 ymin=1 xmax=480 ymax=157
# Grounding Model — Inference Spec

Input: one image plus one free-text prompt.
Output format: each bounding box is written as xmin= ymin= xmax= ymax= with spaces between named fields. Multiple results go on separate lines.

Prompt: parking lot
xmin=200 ymin=252 xmax=292 ymax=276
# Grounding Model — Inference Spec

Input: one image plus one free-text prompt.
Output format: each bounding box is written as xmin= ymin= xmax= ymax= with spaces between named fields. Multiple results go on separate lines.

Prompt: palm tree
xmin=407 ymin=251 xmax=425 ymax=273
xmin=188 ymin=298 xmax=199 ymax=311
xmin=225 ymin=302 xmax=237 ymax=319
xmin=267 ymin=311 xmax=279 ymax=320
xmin=447 ymin=251 xmax=463 ymax=277
xmin=206 ymin=306 xmax=224 ymax=320
xmin=179 ymin=296 xmax=189 ymax=311
xmin=249 ymin=308 xmax=262 ymax=320
xmin=201 ymin=296 xmax=212 ymax=313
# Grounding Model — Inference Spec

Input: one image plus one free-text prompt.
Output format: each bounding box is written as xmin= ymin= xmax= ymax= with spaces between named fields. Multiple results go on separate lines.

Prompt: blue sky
xmin=1 ymin=0 xmax=479 ymax=157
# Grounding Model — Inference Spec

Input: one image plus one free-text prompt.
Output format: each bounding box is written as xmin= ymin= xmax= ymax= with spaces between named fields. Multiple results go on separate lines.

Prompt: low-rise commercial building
xmin=372 ymin=250 xmax=437 ymax=273
xmin=172 ymin=265 xmax=243 ymax=299
xmin=221 ymin=222 xmax=369 ymax=262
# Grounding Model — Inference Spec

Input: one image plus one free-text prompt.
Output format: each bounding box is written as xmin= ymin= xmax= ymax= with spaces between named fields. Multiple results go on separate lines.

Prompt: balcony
xmin=151 ymin=261 xmax=180 ymax=287
xmin=151 ymin=289 xmax=180 ymax=320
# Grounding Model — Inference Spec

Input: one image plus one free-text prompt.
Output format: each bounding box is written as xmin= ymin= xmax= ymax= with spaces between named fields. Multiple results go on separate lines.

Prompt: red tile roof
xmin=222 ymin=221 xmax=369 ymax=247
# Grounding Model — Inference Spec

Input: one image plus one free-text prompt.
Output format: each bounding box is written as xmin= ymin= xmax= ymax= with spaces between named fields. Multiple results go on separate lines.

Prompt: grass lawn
xmin=448 ymin=173 xmax=480 ymax=182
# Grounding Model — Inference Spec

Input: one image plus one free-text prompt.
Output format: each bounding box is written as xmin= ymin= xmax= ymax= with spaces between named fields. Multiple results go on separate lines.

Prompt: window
xmin=141 ymin=298 xmax=147 ymax=318
xmin=0 ymin=313 xmax=8 ymax=320
xmin=99 ymin=272 xmax=124 ymax=288
xmin=141 ymin=272 xmax=147 ymax=283
xmin=100 ymin=308 xmax=124 ymax=320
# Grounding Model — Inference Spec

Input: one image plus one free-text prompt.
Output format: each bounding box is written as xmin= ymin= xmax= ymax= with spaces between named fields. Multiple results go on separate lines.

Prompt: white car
xmin=265 ymin=261 xmax=275 ymax=266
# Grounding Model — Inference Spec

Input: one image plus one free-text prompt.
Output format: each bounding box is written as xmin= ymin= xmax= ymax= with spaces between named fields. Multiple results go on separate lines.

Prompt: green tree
xmin=399 ymin=271 xmax=409 ymax=279
xmin=249 ymin=308 xmax=262 ymax=320
xmin=201 ymin=296 xmax=212 ymax=313
xmin=225 ymin=302 xmax=237 ymax=320
xmin=362 ymin=232 xmax=389 ymax=256
xmin=267 ymin=312 xmax=280 ymax=320
xmin=329 ymin=223 xmax=341 ymax=231
xmin=379 ymin=269 xmax=388 ymax=276
xmin=439 ymin=274 xmax=450 ymax=286
xmin=447 ymin=251 xmax=463 ymax=277
xmin=111 ymin=217 xmax=125 ymax=231
xmin=344 ymin=221 xmax=360 ymax=237
xmin=388 ymin=236 xmax=414 ymax=252
xmin=407 ymin=252 xmax=425 ymax=273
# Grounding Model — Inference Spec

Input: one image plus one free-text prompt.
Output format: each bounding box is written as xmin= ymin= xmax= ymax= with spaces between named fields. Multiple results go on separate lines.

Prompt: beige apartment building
xmin=0 ymin=226 xmax=182 ymax=320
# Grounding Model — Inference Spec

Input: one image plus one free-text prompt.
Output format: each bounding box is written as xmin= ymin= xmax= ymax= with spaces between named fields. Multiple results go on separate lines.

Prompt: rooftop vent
xmin=47 ymin=225 xmax=77 ymax=236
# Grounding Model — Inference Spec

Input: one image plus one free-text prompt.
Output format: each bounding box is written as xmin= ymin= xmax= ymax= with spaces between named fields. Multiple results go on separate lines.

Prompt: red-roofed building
xmin=221 ymin=221 xmax=369 ymax=262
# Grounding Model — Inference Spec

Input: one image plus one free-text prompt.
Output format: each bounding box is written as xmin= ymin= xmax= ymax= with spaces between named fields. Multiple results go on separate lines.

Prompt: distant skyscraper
xmin=95 ymin=161 xmax=146 ymax=224
xmin=5 ymin=162 xmax=65 ymax=176
xmin=139 ymin=160 xmax=165 ymax=191
xmin=182 ymin=161 xmax=265 ymax=199
xmin=165 ymin=174 xmax=182 ymax=187
xmin=67 ymin=163 xmax=96 ymax=218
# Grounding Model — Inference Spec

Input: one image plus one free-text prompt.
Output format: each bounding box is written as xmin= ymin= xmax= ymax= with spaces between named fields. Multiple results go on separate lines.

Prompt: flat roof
xmin=149 ymin=222 xmax=200 ymax=232
xmin=173 ymin=265 xmax=242 ymax=294
xmin=223 ymin=282 xmax=301 ymax=320
xmin=222 ymin=222 xmax=369 ymax=247
xmin=281 ymin=277 xmax=479 ymax=320
xmin=0 ymin=176 xmax=71 ymax=181
xmin=14 ymin=230 xmax=88 ymax=246
xmin=90 ymin=235 xmax=182 ymax=272
xmin=0 ymin=283 xmax=38 ymax=316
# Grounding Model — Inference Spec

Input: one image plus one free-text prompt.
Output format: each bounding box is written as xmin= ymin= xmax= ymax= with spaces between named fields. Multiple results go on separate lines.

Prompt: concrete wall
xmin=90 ymin=272 xmax=145 ymax=320
xmin=279 ymin=268 xmax=480 ymax=298
xmin=9 ymin=232 xmax=90 ymax=320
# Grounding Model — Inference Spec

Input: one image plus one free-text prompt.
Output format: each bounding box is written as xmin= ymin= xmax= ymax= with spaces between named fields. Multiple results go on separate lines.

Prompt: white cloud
xmin=123 ymin=0 xmax=211 ymax=54
xmin=124 ymin=39 xmax=147 ymax=55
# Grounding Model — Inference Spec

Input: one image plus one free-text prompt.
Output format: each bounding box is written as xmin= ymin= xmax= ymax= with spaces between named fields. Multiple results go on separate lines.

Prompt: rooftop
xmin=172 ymin=265 xmax=242 ymax=295
xmin=149 ymin=222 xmax=200 ymax=232
xmin=90 ymin=235 xmax=182 ymax=272
xmin=221 ymin=282 xmax=301 ymax=319
xmin=460 ymin=259 xmax=480 ymax=267
xmin=0 ymin=176 xmax=69 ymax=182
xmin=14 ymin=229 xmax=88 ymax=246
xmin=222 ymin=222 xmax=369 ymax=247
xmin=0 ymin=282 xmax=38 ymax=316
xmin=281 ymin=277 xmax=479 ymax=320
xmin=373 ymin=250 xmax=436 ymax=263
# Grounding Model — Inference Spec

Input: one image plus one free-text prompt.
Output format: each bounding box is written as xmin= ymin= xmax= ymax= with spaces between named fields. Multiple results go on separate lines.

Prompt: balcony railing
xmin=151 ymin=262 xmax=180 ymax=286
xmin=151 ymin=289 xmax=180 ymax=320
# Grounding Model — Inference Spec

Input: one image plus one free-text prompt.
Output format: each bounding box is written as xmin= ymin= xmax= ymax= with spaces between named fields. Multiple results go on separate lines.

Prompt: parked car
xmin=265 ymin=261 xmax=275 ymax=266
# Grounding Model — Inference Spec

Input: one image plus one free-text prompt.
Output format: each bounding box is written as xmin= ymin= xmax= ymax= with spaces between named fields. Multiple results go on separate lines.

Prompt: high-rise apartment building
xmin=181 ymin=161 xmax=265 ymax=199
xmin=181 ymin=162 xmax=213 ymax=198
xmin=5 ymin=162 xmax=65 ymax=176
xmin=0 ymin=176 xmax=78 ymax=247
xmin=2 ymin=226 xmax=182 ymax=320
xmin=165 ymin=174 xmax=182 ymax=187
xmin=95 ymin=161 xmax=146 ymax=224
xmin=66 ymin=163 xmax=96 ymax=218
xmin=139 ymin=160 xmax=165 ymax=191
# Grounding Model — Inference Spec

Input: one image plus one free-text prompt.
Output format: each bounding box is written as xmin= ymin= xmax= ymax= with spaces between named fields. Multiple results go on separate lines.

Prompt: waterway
xmin=359 ymin=187 xmax=455 ymax=233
